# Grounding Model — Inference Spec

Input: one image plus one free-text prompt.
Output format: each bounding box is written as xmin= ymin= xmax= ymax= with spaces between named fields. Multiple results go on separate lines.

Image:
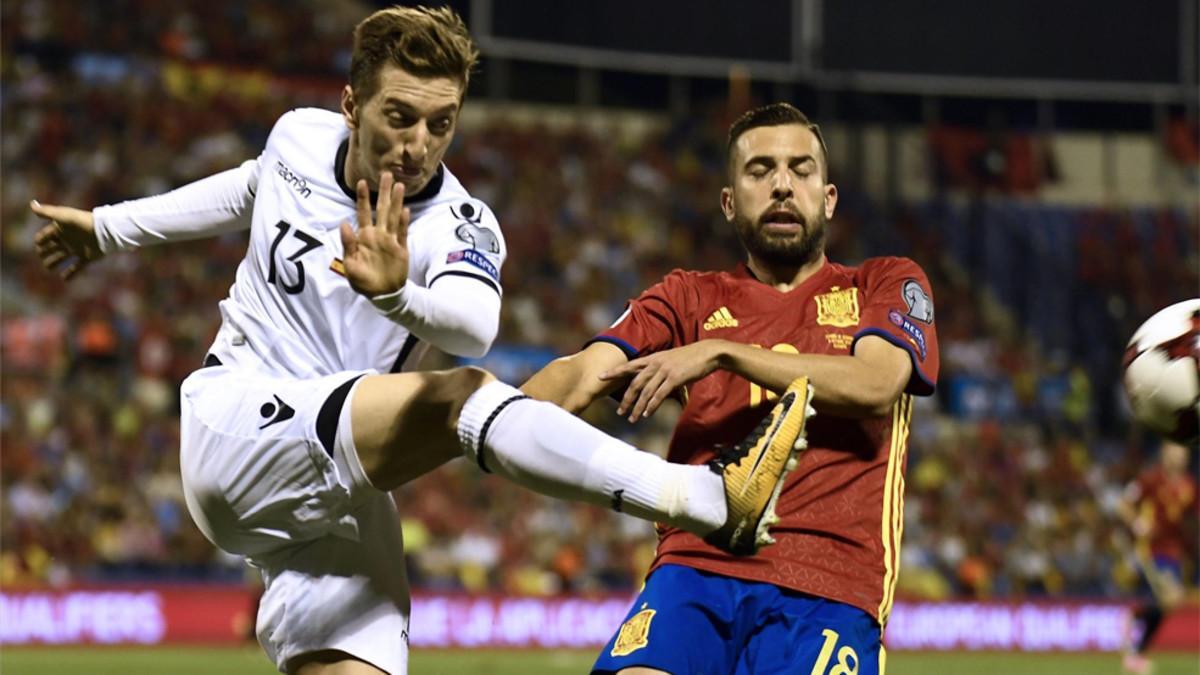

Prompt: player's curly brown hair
xmin=350 ymin=5 xmax=479 ymax=103
xmin=727 ymin=103 xmax=830 ymax=181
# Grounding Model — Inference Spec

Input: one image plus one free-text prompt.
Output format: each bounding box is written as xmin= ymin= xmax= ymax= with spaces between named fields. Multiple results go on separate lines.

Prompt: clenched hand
xmin=31 ymin=200 xmax=103 ymax=280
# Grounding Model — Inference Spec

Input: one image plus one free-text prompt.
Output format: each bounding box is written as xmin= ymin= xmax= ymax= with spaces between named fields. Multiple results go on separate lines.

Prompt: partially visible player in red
xmin=1118 ymin=440 xmax=1197 ymax=675
xmin=523 ymin=103 xmax=939 ymax=675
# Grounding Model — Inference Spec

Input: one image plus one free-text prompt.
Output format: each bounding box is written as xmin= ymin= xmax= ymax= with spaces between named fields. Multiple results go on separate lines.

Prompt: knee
xmin=451 ymin=366 xmax=496 ymax=391
xmin=440 ymin=366 xmax=495 ymax=426
xmin=407 ymin=367 xmax=496 ymax=433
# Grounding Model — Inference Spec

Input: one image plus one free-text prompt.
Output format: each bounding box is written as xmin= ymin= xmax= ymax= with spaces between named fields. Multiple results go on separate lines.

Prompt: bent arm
xmin=1116 ymin=483 xmax=1142 ymax=530
xmin=92 ymin=159 xmax=259 ymax=253
xmin=715 ymin=335 xmax=913 ymax=417
xmin=521 ymin=341 xmax=629 ymax=414
xmin=371 ymin=275 xmax=499 ymax=359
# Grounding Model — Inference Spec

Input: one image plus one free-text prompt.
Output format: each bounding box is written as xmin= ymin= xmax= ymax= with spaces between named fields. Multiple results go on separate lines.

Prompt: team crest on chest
xmin=610 ymin=606 xmax=655 ymax=656
xmin=814 ymin=286 xmax=860 ymax=327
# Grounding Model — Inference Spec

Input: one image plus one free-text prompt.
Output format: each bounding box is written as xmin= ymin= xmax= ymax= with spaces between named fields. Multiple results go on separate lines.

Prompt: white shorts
xmin=180 ymin=363 xmax=410 ymax=674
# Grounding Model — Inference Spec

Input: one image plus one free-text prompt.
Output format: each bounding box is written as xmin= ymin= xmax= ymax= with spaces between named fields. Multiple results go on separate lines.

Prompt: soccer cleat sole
xmin=751 ymin=413 xmax=812 ymax=549
xmin=712 ymin=379 xmax=816 ymax=555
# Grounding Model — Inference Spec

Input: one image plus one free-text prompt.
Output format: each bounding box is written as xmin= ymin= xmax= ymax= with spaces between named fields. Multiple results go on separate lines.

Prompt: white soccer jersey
xmin=208 ymin=108 xmax=505 ymax=377
xmin=87 ymin=107 xmax=504 ymax=674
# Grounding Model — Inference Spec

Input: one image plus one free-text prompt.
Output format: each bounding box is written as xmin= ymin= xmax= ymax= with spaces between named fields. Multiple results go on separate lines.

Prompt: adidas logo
xmin=703 ymin=307 xmax=739 ymax=331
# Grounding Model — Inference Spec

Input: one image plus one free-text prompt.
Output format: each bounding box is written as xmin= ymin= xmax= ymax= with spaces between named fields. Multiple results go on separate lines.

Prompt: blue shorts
xmin=592 ymin=564 xmax=884 ymax=675
xmin=1150 ymin=554 xmax=1183 ymax=581
xmin=1140 ymin=553 xmax=1184 ymax=602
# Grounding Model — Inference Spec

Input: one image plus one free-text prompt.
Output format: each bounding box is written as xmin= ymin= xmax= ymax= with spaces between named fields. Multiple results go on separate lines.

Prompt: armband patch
xmin=447 ymin=249 xmax=500 ymax=281
xmin=889 ymin=309 xmax=928 ymax=361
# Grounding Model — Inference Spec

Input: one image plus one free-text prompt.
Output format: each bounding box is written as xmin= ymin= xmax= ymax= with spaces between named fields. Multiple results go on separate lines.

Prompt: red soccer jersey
xmin=593 ymin=257 xmax=939 ymax=624
xmin=1132 ymin=468 xmax=1198 ymax=559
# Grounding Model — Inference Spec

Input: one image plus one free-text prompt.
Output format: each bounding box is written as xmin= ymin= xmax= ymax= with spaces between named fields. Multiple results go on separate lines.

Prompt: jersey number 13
xmin=266 ymin=220 xmax=323 ymax=295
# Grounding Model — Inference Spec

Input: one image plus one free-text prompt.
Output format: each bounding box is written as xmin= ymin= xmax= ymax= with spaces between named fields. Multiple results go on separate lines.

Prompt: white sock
xmin=457 ymin=381 xmax=727 ymax=534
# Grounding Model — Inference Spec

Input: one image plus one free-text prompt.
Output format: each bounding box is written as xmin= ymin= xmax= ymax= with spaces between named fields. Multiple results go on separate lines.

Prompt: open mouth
xmin=391 ymin=165 xmax=423 ymax=180
xmin=760 ymin=209 xmax=804 ymax=230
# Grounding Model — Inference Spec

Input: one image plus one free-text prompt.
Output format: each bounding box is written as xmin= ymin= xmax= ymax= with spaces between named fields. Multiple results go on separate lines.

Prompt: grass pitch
xmin=1 ymin=647 xmax=1197 ymax=674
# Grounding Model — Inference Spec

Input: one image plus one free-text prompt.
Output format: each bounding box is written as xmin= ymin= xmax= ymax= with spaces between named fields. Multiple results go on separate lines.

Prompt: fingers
xmin=33 ymin=221 xmax=60 ymax=246
xmin=34 ymin=225 xmax=63 ymax=254
xmin=634 ymin=378 xmax=675 ymax=420
xmin=387 ymin=181 xmax=408 ymax=238
xmin=396 ymin=205 xmax=410 ymax=244
xmin=375 ymin=172 xmax=393 ymax=230
xmin=627 ymin=370 xmax=671 ymax=421
xmin=355 ymin=179 xmax=372 ymax=231
xmin=40 ymin=250 xmax=69 ymax=270
xmin=339 ymin=221 xmax=358 ymax=258
xmin=29 ymin=199 xmax=67 ymax=222
xmin=31 ymin=200 xmax=90 ymax=231
xmin=62 ymin=260 xmax=89 ymax=281
xmin=617 ymin=365 xmax=658 ymax=419
xmin=33 ymin=220 xmax=80 ymax=275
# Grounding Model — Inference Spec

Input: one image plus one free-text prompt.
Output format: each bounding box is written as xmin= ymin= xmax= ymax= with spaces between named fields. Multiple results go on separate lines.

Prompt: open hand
xmin=31 ymin=200 xmax=102 ymax=280
xmin=339 ymin=172 xmax=410 ymax=297
xmin=600 ymin=340 xmax=726 ymax=422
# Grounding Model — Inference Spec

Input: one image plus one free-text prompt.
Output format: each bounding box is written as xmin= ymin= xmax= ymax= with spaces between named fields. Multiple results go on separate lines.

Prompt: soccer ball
xmin=1122 ymin=299 xmax=1200 ymax=445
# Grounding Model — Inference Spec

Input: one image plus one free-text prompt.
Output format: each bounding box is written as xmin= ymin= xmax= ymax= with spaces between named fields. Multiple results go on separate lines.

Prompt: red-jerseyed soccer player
xmin=522 ymin=102 xmax=939 ymax=675
xmin=1117 ymin=440 xmax=1197 ymax=675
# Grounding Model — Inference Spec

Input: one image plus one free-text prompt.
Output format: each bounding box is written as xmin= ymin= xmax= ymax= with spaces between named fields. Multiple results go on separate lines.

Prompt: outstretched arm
xmin=521 ymin=341 xmax=629 ymax=414
xmin=32 ymin=159 xmax=259 ymax=279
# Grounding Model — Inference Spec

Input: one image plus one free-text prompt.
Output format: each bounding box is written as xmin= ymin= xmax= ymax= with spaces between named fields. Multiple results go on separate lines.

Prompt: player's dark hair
xmin=350 ymin=5 xmax=479 ymax=103
xmin=727 ymin=103 xmax=830 ymax=180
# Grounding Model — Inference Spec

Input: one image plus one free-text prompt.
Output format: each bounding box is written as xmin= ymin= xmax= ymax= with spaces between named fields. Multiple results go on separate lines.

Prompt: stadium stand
xmin=2 ymin=2 xmax=1196 ymax=610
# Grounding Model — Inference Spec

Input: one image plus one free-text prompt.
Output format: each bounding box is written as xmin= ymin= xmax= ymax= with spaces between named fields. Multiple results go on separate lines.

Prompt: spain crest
xmin=610 ymin=607 xmax=655 ymax=656
xmin=815 ymin=287 xmax=860 ymax=327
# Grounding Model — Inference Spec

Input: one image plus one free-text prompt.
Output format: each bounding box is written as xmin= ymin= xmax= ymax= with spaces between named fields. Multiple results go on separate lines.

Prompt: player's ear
xmin=720 ymin=186 xmax=735 ymax=222
xmin=824 ymin=183 xmax=838 ymax=219
xmin=341 ymin=85 xmax=359 ymax=130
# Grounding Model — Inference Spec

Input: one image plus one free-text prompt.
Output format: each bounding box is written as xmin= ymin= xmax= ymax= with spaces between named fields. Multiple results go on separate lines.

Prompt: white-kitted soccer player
xmin=31 ymin=7 xmax=813 ymax=675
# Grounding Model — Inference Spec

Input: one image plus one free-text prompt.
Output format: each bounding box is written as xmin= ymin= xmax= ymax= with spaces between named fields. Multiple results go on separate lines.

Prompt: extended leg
xmin=457 ymin=376 xmax=816 ymax=554
xmin=346 ymin=367 xmax=725 ymax=532
xmin=345 ymin=368 xmax=815 ymax=555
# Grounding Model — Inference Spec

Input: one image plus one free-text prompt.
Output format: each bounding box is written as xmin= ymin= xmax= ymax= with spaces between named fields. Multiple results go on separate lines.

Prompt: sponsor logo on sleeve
xmin=889 ymin=309 xmax=928 ymax=360
xmin=446 ymin=249 xmax=500 ymax=281
xmin=902 ymin=279 xmax=934 ymax=323
xmin=454 ymin=222 xmax=500 ymax=254
xmin=451 ymin=201 xmax=501 ymax=254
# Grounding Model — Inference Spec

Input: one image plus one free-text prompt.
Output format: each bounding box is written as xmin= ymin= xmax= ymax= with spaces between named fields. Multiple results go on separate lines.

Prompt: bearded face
xmin=732 ymin=200 xmax=828 ymax=268
xmin=722 ymin=124 xmax=837 ymax=270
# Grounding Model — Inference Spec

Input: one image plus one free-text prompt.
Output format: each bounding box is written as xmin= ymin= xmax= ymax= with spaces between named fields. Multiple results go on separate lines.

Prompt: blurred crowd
xmin=2 ymin=3 xmax=1197 ymax=601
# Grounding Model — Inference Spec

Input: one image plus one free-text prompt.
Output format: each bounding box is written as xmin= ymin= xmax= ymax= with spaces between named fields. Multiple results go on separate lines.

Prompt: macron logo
xmin=703 ymin=307 xmax=739 ymax=331
xmin=275 ymin=161 xmax=312 ymax=199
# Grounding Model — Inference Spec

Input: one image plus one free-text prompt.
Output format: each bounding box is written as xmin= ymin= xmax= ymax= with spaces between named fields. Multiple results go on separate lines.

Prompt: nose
xmin=769 ymin=171 xmax=793 ymax=201
xmin=402 ymin=121 xmax=429 ymax=164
